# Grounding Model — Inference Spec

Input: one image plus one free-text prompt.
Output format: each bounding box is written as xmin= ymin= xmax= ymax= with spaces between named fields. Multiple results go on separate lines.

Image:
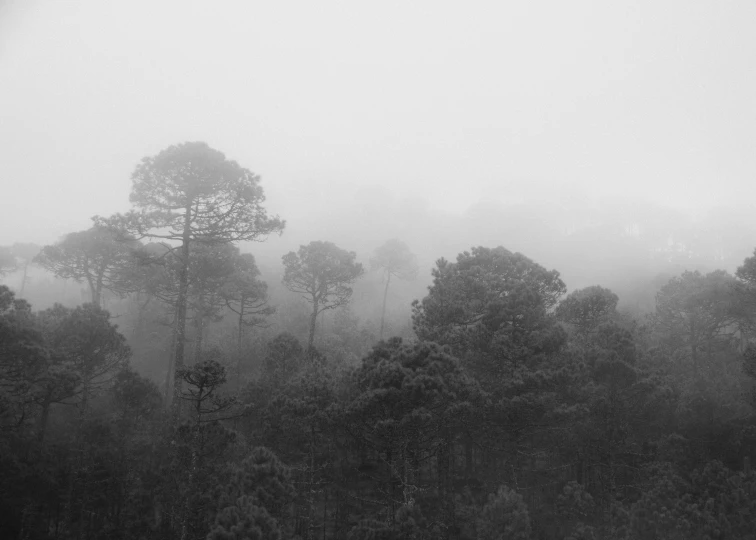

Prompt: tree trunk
xmin=437 ymin=432 xmax=454 ymax=539
xmin=237 ymin=307 xmax=244 ymax=391
xmin=94 ymin=269 xmax=104 ymax=308
xmin=172 ymin=206 xmax=192 ymax=419
xmin=322 ymin=486 xmax=327 ymax=540
xmin=86 ymin=273 xmax=97 ymax=306
xmin=179 ymin=382 xmax=208 ymax=540
xmin=132 ymin=293 xmax=151 ymax=339
xmin=379 ymin=272 xmax=391 ymax=340
xmin=76 ymin=386 xmax=92 ymax=540
xmin=180 ymin=398 xmax=203 ymax=540
xmin=165 ymin=313 xmax=178 ymax=404
xmin=19 ymin=262 xmax=29 ymax=296
xmin=307 ymin=429 xmax=316 ymax=540
xmin=308 ymin=299 xmax=319 ymax=352
xmin=194 ymin=298 xmax=204 ymax=362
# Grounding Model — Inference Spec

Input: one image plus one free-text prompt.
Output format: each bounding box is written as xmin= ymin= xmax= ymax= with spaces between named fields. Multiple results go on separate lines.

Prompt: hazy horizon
xmin=2 ymin=0 xmax=756 ymax=316
xmin=3 ymin=0 xmax=756 ymax=254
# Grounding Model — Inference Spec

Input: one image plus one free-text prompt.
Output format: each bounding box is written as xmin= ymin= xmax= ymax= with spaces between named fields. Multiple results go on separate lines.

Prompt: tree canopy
xmin=555 ymin=285 xmax=619 ymax=333
xmin=282 ymin=241 xmax=364 ymax=350
xmin=96 ymin=141 xmax=285 ymax=246
xmin=35 ymin=226 xmax=137 ymax=305
xmin=6 ymin=142 xmax=756 ymax=540
xmin=94 ymin=142 xmax=284 ymax=413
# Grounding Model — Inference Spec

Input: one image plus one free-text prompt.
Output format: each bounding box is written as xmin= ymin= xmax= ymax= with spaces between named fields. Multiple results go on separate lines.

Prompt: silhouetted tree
xmin=556 ymin=285 xmax=619 ymax=334
xmin=412 ymin=246 xmax=566 ymax=353
xmin=260 ymin=333 xmax=305 ymax=390
xmin=412 ymin=246 xmax=567 ymax=391
xmin=95 ymin=142 xmax=284 ymax=412
xmin=176 ymin=355 xmax=238 ymax=540
xmin=282 ymin=241 xmax=364 ymax=351
xmin=35 ymin=303 xmax=131 ymax=438
xmin=222 ymin=252 xmax=274 ymax=382
xmin=0 ymin=286 xmax=47 ymax=430
xmin=35 ymin=226 xmax=136 ymax=306
xmin=186 ymin=243 xmax=238 ymax=361
xmin=344 ymin=338 xmax=486 ymax=529
xmin=653 ymin=270 xmax=742 ymax=370
xmin=111 ymin=368 xmax=162 ymax=426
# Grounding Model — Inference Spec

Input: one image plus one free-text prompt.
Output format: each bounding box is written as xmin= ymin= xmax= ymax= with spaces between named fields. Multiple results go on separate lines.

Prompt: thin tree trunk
xmin=308 ymin=299 xmax=319 ymax=352
xmin=19 ymin=262 xmax=29 ymax=296
xmin=67 ymin=384 xmax=90 ymax=540
xmin=379 ymin=272 xmax=391 ymax=340
xmin=165 ymin=313 xmax=178 ymax=404
xmin=132 ymin=293 xmax=151 ymax=339
xmin=93 ymin=268 xmax=104 ymax=308
xmin=64 ymin=453 xmax=79 ymax=539
xmin=307 ymin=427 xmax=316 ymax=540
xmin=180 ymin=392 xmax=204 ymax=540
xmin=86 ymin=274 xmax=97 ymax=306
xmin=194 ymin=299 xmax=204 ymax=362
xmin=322 ymin=486 xmax=327 ymax=540
xmin=172 ymin=206 xmax=192 ymax=419
xmin=437 ymin=433 xmax=454 ymax=539
xmin=237 ymin=307 xmax=244 ymax=391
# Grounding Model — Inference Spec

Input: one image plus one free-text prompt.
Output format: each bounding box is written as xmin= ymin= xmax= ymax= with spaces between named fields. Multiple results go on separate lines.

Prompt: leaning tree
xmin=282 ymin=241 xmax=364 ymax=351
xmin=95 ymin=142 xmax=284 ymax=411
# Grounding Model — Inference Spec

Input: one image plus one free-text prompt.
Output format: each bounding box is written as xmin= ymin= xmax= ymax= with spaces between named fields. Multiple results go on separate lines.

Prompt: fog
xmin=3 ymin=0 xmax=756 ymax=298
xmin=6 ymin=3 xmax=756 ymax=537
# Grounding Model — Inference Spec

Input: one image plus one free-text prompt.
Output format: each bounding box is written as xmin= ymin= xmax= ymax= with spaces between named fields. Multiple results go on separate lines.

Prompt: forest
xmin=2 ymin=141 xmax=756 ymax=540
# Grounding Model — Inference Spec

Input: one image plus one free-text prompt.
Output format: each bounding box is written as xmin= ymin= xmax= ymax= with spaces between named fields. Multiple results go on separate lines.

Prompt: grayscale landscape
xmin=1 ymin=1 xmax=756 ymax=539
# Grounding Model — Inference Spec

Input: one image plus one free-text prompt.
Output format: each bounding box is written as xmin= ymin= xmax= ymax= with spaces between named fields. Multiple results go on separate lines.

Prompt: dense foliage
xmin=2 ymin=142 xmax=756 ymax=539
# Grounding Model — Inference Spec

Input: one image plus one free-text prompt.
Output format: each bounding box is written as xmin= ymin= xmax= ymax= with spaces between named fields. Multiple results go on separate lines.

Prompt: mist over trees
xmin=371 ymin=239 xmax=418 ymax=340
xmin=2 ymin=141 xmax=756 ymax=540
xmin=282 ymin=241 xmax=364 ymax=351
xmin=94 ymin=141 xmax=285 ymax=412
xmin=34 ymin=227 xmax=135 ymax=306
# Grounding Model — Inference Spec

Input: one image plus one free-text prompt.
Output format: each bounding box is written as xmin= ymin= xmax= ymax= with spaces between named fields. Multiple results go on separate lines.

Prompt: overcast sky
xmin=1 ymin=0 xmax=755 ymax=248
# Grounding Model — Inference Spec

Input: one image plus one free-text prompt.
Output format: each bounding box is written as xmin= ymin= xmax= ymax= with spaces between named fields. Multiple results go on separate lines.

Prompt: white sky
xmin=1 ymin=0 xmax=755 ymax=247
